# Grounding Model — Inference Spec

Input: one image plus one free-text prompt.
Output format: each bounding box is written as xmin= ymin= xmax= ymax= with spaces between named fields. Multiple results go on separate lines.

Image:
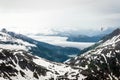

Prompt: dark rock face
xmin=0 ymin=49 xmax=49 ymax=80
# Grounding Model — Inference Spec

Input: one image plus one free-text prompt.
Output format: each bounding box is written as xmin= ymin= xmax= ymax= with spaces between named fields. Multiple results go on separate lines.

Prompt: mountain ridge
xmin=66 ymin=28 xmax=120 ymax=80
xmin=0 ymin=28 xmax=120 ymax=80
xmin=0 ymin=28 xmax=80 ymax=62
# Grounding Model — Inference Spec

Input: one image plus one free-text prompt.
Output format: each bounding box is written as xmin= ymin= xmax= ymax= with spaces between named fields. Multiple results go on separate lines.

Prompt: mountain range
xmin=0 ymin=28 xmax=84 ymax=80
xmin=67 ymin=34 xmax=104 ymax=42
xmin=0 ymin=28 xmax=120 ymax=80
xmin=66 ymin=27 xmax=116 ymax=42
xmin=40 ymin=27 xmax=116 ymax=42
xmin=0 ymin=28 xmax=80 ymax=62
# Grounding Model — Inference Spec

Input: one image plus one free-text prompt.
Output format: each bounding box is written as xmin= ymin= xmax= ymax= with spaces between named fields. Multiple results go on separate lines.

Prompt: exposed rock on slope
xmin=0 ymin=48 xmax=84 ymax=80
xmin=66 ymin=28 xmax=120 ymax=80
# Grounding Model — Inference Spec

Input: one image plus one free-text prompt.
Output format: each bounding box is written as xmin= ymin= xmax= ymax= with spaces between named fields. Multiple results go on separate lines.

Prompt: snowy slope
xmin=66 ymin=28 xmax=120 ymax=80
xmin=0 ymin=30 xmax=36 ymax=50
xmin=0 ymin=28 xmax=85 ymax=80
xmin=1 ymin=28 xmax=120 ymax=80
xmin=0 ymin=48 xmax=86 ymax=80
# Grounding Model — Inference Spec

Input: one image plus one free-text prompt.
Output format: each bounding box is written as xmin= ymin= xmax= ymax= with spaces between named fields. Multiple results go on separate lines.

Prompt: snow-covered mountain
xmin=1 ymin=28 xmax=120 ymax=80
xmin=0 ymin=28 xmax=36 ymax=50
xmin=66 ymin=28 xmax=120 ymax=80
xmin=0 ymin=28 xmax=80 ymax=62
xmin=0 ymin=29 xmax=84 ymax=80
xmin=0 ymin=48 xmax=86 ymax=80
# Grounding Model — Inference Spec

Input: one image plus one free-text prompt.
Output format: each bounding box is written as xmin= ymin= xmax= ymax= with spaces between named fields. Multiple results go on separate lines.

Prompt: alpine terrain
xmin=66 ymin=28 xmax=120 ymax=80
xmin=0 ymin=28 xmax=120 ymax=80
xmin=0 ymin=28 xmax=84 ymax=80
xmin=0 ymin=28 xmax=80 ymax=62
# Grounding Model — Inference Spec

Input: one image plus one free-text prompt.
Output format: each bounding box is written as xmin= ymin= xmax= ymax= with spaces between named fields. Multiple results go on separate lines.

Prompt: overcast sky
xmin=0 ymin=0 xmax=120 ymax=34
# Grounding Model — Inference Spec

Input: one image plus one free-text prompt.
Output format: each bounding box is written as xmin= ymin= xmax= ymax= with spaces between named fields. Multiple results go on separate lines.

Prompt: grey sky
xmin=0 ymin=0 xmax=120 ymax=34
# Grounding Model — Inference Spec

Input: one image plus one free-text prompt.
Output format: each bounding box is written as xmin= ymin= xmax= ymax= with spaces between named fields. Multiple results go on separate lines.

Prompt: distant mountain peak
xmin=1 ymin=28 xmax=7 ymax=33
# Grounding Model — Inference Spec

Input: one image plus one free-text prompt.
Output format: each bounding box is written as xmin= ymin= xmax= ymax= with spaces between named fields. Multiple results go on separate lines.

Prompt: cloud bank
xmin=0 ymin=0 xmax=119 ymax=34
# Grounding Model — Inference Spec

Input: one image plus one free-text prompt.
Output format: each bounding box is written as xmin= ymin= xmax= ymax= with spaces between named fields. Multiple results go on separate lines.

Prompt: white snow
xmin=33 ymin=56 xmax=78 ymax=75
xmin=0 ymin=31 xmax=36 ymax=51
xmin=100 ymin=35 xmax=120 ymax=48
xmin=0 ymin=44 xmax=28 ymax=50
xmin=106 ymin=51 xmax=112 ymax=58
